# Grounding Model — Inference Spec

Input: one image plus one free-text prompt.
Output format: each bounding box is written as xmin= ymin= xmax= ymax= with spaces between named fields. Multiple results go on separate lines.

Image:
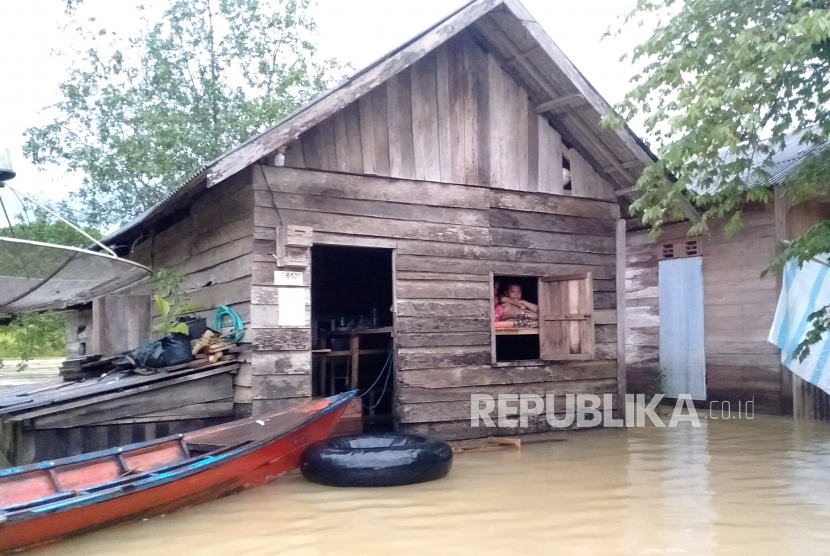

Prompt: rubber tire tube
xmin=301 ymin=433 xmax=453 ymax=487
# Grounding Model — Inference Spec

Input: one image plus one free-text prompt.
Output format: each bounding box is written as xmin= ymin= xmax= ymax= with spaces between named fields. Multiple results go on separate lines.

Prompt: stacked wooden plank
xmin=59 ymin=355 xmax=125 ymax=382
xmin=192 ymin=330 xmax=240 ymax=363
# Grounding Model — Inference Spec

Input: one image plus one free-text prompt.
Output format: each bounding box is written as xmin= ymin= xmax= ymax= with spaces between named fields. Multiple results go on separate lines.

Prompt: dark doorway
xmin=311 ymin=245 xmax=395 ymax=432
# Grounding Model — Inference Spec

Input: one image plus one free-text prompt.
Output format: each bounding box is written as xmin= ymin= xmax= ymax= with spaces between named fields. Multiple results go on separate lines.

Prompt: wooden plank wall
xmin=252 ymin=166 xmax=620 ymax=438
xmin=283 ymin=32 xmax=616 ymax=201
xmin=4 ymin=418 xmax=228 ymax=466
xmin=128 ymin=171 xmax=255 ymax=413
xmin=625 ymin=204 xmax=782 ymax=412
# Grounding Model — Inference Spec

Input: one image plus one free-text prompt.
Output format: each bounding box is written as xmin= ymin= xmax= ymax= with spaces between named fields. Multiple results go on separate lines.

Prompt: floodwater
xmin=37 ymin=415 xmax=830 ymax=556
xmin=0 ymin=359 xmax=60 ymax=390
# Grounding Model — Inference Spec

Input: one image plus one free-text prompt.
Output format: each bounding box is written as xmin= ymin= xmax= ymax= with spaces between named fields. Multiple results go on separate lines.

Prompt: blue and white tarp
xmin=769 ymin=258 xmax=830 ymax=393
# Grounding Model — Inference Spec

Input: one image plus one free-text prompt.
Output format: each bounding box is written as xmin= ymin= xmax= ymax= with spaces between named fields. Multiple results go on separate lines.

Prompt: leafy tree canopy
xmin=25 ymin=0 xmax=346 ymax=228
xmin=612 ymin=0 xmax=830 ymax=358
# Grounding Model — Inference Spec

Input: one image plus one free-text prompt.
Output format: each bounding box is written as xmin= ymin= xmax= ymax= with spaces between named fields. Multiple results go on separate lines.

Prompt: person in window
xmin=500 ymin=283 xmax=538 ymax=328
xmin=493 ymin=280 xmax=505 ymax=322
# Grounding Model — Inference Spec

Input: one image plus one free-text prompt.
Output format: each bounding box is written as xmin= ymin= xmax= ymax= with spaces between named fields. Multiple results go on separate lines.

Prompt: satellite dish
xmin=0 ymin=156 xmax=152 ymax=312
xmin=0 ymin=148 xmax=16 ymax=182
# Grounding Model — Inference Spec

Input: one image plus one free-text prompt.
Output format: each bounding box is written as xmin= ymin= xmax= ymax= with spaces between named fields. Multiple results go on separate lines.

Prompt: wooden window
xmin=538 ymin=273 xmax=595 ymax=360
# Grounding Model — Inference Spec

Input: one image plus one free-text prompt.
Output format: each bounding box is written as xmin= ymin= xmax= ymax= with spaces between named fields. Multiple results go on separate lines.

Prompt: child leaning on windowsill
xmin=499 ymin=284 xmax=538 ymax=327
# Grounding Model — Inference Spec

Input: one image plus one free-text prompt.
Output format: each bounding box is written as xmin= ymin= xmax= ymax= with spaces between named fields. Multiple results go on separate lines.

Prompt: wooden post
xmin=92 ymin=295 xmax=152 ymax=356
xmin=350 ymin=335 xmax=360 ymax=390
xmin=773 ymin=190 xmax=794 ymax=415
xmin=616 ymin=219 xmax=627 ymax=404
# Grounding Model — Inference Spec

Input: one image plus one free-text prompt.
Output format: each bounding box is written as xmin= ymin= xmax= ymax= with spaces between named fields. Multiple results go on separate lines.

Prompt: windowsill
xmin=495 ymin=327 xmax=539 ymax=336
xmin=492 ymin=359 xmax=547 ymax=368
xmin=492 ymin=354 xmax=596 ymax=367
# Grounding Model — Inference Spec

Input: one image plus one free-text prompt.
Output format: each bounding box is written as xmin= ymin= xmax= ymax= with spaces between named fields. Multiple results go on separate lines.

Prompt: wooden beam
xmin=603 ymin=160 xmax=642 ymax=173
xmin=503 ymin=44 xmax=543 ymax=66
xmin=773 ymin=189 xmax=794 ymax=416
xmin=535 ymin=94 xmax=586 ymax=114
xmin=206 ymin=0 xmax=506 ymax=187
xmin=615 ymin=219 xmax=627 ymax=403
xmin=615 ymin=186 xmax=639 ymax=197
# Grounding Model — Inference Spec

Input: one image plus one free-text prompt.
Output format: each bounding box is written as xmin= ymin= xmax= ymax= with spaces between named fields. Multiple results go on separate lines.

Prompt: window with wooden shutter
xmin=538 ymin=273 xmax=595 ymax=360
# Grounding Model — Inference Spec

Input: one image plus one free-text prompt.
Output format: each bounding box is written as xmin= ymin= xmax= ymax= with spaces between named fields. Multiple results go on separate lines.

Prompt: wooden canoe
xmin=0 ymin=391 xmax=356 ymax=553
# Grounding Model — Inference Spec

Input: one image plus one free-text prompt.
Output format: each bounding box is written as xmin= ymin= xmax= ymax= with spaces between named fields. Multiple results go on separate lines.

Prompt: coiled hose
xmin=214 ymin=305 xmax=245 ymax=342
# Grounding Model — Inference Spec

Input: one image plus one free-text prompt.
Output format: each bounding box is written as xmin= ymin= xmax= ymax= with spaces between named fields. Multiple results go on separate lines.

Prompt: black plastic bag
xmin=127 ymin=334 xmax=193 ymax=369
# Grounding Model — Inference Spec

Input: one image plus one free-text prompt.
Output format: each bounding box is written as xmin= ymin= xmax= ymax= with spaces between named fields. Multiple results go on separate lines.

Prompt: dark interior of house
xmin=495 ymin=275 xmax=540 ymax=362
xmin=311 ymin=245 xmax=395 ymax=431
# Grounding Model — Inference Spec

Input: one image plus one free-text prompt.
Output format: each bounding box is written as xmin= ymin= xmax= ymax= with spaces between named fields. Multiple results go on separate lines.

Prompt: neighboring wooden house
xmin=101 ymin=0 xmax=655 ymax=440
xmin=626 ymin=131 xmax=830 ymax=417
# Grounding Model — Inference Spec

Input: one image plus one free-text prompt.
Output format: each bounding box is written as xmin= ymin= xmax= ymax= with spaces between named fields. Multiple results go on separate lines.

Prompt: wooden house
xmin=101 ymin=0 xmax=654 ymax=440
xmin=625 ymin=130 xmax=830 ymax=418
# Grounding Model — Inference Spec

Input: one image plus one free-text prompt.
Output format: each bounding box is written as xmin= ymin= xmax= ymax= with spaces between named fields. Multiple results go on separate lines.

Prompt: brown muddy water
xmin=36 ymin=415 xmax=830 ymax=556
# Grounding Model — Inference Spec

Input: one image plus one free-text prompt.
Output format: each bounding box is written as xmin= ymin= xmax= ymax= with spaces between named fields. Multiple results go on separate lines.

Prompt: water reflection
xmin=38 ymin=415 xmax=830 ymax=556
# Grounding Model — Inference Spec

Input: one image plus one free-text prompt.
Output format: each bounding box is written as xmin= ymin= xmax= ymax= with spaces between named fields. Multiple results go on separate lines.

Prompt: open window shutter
xmin=538 ymin=273 xmax=595 ymax=360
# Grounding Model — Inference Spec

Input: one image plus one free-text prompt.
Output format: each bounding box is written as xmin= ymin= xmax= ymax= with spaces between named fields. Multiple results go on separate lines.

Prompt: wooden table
xmin=314 ymin=327 xmax=394 ymax=392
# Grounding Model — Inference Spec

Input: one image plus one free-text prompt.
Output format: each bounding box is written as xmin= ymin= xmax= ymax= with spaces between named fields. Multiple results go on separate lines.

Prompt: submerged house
xmin=626 ymin=131 xmax=830 ymax=418
xmin=98 ymin=0 xmax=654 ymax=440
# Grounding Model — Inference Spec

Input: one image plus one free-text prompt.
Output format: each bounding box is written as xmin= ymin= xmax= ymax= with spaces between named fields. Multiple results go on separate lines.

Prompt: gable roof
xmin=106 ymin=0 xmax=656 ymax=245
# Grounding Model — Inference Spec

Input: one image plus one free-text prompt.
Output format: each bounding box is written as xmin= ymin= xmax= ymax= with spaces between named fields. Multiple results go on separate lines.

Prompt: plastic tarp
xmin=769 ymin=258 xmax=830 ymax=394
xmin=0 ymin=237 xmax=151 ymax=312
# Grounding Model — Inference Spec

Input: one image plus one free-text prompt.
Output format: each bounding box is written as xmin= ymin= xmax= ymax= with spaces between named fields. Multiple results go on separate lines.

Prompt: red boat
xmin=0 ymin=391 xmax=356 ymax=553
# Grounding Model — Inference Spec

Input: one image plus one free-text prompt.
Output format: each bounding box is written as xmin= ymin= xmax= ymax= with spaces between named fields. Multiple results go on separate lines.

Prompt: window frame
xmin=490 ymin=271 xmax=596 ymax=365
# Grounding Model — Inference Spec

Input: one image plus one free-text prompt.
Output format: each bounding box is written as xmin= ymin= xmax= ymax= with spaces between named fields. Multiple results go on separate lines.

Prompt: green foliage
xmin=152 ymin=269 xmax=199 ymax=338
xmin=0 ymin=314 xmax=66 ymax=372
xmin=611 ymin=0 xmax=830 ymax=359
xmin=0 ymin=207 xmax=101 ymax=248
xmin=24 ymin=0 xmax=347 ymax=228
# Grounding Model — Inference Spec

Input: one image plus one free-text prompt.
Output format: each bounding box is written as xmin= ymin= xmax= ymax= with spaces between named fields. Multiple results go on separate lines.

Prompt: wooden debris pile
xmin=191 ymin=330 xmax=239 ymax=363
xmin=57 ymin=331 xmax=241 ymax=382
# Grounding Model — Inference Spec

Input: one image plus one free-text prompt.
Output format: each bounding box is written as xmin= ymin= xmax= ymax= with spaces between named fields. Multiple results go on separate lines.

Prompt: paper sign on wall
xmin=278 ymin=287 xmax=306 ymax=326
xmin=274 ymin=271 xmax=303 ymax=286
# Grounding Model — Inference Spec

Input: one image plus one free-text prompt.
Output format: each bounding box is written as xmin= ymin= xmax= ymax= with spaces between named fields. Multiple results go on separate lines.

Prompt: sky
xmin=0 ymin=0 xmax=646 ymax=220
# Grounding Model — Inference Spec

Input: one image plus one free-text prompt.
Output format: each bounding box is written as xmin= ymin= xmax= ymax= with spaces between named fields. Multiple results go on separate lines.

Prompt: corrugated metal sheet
xmin=659 ymin=257 xmax=706 ymax=401
xmin=692 ymin=127 xmax=830 ymax=194
xmin=0 ymin=359 xmax=239 ymax=421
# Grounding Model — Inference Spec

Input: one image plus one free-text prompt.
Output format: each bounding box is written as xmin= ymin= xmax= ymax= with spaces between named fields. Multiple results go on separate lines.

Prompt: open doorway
xmin=311 ymin=245 xmax=395 ymax=432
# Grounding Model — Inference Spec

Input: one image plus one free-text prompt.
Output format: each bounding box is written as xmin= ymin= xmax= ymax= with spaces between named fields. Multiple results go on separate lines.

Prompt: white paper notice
xmin=278 ymin=288 xmax=306 ymax=326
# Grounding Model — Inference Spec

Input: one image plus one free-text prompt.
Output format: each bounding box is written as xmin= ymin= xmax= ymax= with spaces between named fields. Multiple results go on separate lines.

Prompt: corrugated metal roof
xmin=0 ymin=360 xmax=238 ymax=421
xmin=758 ymin=129 xmax=830 ymax=186
xmin=693 ymin=128 xmax=830 ymax=193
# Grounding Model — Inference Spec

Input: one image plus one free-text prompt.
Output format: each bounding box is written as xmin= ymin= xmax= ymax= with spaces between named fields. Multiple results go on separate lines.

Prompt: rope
xmin=214 ymin=305 xmax=246 ymax=342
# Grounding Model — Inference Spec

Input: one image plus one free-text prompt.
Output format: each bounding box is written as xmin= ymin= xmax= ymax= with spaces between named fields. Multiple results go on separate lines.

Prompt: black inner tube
xmin=302 ymin=433 xmax=453 ymax=487
xmin=326 ymin=434 xmax=427 ymax=450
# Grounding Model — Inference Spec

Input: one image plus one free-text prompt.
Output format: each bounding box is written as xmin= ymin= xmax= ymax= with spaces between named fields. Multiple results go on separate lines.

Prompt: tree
xmin=25 ymin=0 xmax=346 ymax=228
xmin=611 ymin=0 xmax=830 ymax=358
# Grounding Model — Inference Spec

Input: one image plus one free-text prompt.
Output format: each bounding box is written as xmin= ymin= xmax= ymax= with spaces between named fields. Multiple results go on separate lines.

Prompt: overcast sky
xmin=0 ymin=0 xmax=645 ymax=218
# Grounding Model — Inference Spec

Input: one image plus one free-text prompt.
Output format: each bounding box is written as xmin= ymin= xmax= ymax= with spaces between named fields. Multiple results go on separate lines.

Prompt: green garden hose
xmin=214 ymin=305 xmax=245 ymax=342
